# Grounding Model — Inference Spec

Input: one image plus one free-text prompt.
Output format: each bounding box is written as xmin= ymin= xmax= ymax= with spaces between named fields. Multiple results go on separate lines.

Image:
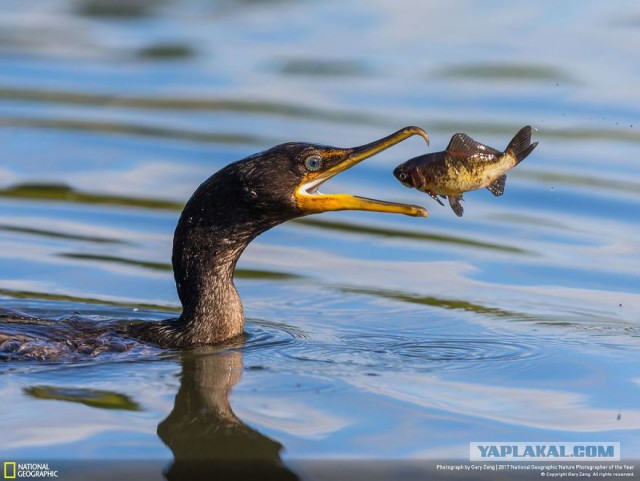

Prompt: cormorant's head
xmin=232 ymin=126 xmax=430 ymax=221
xmin=172 ymin=127 xmax=431 ymax=336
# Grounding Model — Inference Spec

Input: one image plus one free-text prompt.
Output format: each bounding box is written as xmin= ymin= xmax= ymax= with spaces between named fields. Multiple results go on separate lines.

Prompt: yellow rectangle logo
xmin=4 ymin=462 xmax=16 ymax=479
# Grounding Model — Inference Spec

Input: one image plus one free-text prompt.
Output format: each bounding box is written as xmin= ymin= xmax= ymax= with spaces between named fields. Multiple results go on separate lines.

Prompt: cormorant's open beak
xmin=295 ymin=126 xmax=430 ymax=217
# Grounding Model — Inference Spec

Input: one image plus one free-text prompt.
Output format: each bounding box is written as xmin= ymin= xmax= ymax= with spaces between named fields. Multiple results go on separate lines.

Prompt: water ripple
xmin=243 ymin=319 xmax=307 ymax=354
xmin=242 ymin=321 xmax=540 ymax=374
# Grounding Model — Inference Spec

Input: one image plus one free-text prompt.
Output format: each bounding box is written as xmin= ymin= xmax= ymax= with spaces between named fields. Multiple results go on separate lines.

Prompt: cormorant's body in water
xmin=2 ymin=127 xmax=429 ymax=353
xmin=129 ymin=126 xmax=429 ymax=348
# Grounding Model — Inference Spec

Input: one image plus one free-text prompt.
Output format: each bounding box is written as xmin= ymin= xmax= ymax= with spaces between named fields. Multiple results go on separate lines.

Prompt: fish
xmin=393 ymin=126 xmax=538 ymax=217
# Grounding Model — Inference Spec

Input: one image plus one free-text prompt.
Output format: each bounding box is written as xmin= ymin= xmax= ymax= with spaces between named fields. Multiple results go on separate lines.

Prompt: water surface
xmin=1 ymin=0 xmax=639 ymax=479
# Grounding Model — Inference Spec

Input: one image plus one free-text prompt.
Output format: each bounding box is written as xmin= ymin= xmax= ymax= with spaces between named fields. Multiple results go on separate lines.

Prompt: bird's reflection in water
xmin=159 ymin=347 xmax=299 ymax=481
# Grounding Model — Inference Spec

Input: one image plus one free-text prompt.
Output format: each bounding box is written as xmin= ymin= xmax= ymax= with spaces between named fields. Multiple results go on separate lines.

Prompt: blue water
xmin=1 ymin=0 xmax=639 ymax=479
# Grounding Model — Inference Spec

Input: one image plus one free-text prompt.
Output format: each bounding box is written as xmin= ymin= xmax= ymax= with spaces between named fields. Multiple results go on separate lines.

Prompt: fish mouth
xmin=295 ymin=126 xmax=429 ymax=217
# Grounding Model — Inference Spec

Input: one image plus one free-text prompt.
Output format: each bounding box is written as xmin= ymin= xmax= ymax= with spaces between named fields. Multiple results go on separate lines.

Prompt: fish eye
xmin=398 ymin=172 xmax=408 ymax=181
xmin=304 ymin=155 xmax=323 ymax=172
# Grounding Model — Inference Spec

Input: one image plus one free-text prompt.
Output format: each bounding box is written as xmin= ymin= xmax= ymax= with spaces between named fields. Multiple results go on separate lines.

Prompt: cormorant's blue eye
xmin=304 ymin=155 xmax=323 ymax=171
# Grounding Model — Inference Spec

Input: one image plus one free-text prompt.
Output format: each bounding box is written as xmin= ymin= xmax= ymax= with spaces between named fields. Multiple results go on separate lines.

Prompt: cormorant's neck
xmin=167 ymin=169 xmax=296 ymax=347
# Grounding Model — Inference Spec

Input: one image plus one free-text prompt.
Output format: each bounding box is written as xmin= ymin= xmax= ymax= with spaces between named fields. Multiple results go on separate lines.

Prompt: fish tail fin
xmin=506 ymin=126 xmax=538 ymax=165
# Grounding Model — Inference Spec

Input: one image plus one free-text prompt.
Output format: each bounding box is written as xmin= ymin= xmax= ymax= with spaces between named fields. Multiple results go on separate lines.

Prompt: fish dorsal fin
xmin=486 ymin=174 xmax=507 ymax=196
xmin=446 ymin=133 xmax=501 ymax=156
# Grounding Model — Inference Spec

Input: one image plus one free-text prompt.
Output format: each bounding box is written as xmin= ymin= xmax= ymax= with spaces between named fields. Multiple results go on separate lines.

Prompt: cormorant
xmin=127 ymin=126 xmax=429 ymax=348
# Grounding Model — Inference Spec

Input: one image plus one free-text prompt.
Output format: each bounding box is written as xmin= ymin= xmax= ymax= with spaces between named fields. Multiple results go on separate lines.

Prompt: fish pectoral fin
xmin=426 ymin=190 xmax=445 ymax=206
xmin=448 ymin=194 xmax=464 ymax=217
xmin=486 ymin=174 xmax=507 ymax=196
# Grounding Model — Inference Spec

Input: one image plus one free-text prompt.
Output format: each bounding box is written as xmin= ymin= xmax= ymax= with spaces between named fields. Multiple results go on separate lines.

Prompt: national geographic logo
xmin=3 ymin=462 xmax=58 ymax=479
xmin=3 ymin=463 xmax=16 ymax=479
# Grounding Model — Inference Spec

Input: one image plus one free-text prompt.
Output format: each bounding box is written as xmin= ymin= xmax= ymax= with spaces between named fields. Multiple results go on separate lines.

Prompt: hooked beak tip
xmin=295 ymin=127 xmax=430 ymax=217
